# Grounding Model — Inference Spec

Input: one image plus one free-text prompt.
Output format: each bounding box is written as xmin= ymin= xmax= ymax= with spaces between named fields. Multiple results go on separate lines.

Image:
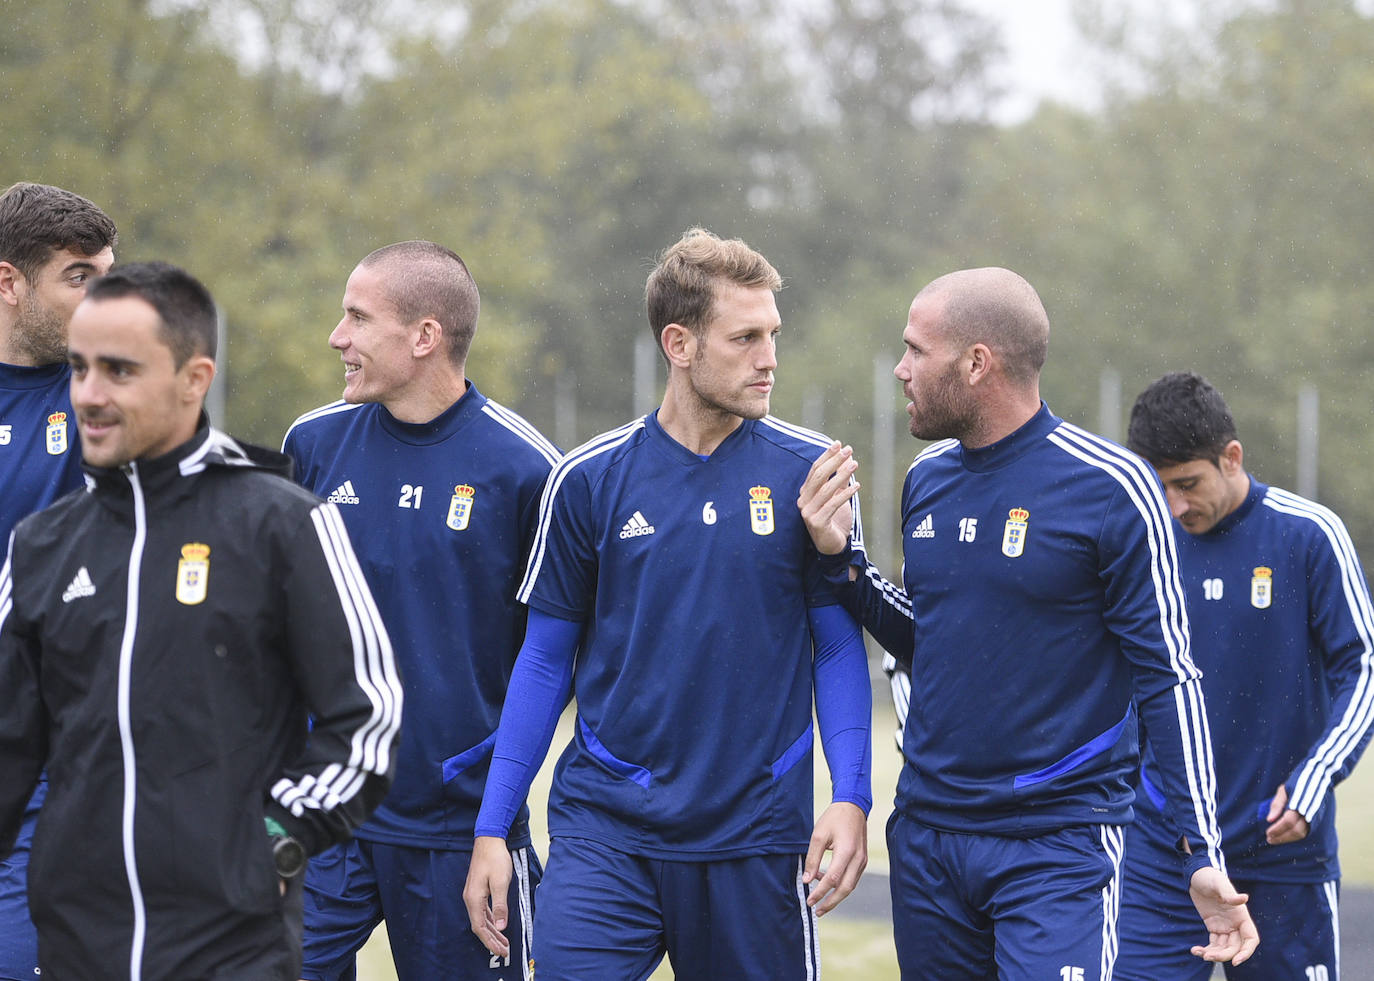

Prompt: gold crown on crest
xmin=47 ymin=411 xmax=66 ymax=425
xmin=454 ymin=484 xmax=475 ymax=497
xmin=180 ymin=543 xmax=211 ymax=560
xmin=1007 ymin=508 xmax=1029 ymax=522
xmin=749 ymin=486 xmax=772 ymax=501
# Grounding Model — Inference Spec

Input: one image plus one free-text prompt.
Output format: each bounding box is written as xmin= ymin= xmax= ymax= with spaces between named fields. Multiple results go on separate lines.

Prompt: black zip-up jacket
xmin=0 ymin=424 xmax=404 ymax=980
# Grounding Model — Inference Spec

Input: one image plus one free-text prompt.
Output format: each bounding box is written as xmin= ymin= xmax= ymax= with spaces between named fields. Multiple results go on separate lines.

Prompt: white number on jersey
xmin=398 ymin=484 xmax=424 ymax=509
xmin=0 ymin=424 xmax=11 ymax=445
xmin=958 ymin=517 xmax=978 ymax=542
xmin=1203 ymin=577 xmax=1224 ymax=601
xmin=1306 ymin=966 xmax=1330 ymax=981
xmin=1060 ymin=968 xmax=1085 ymax=981
xmin=490 ymin=952 xmax=511 ymax=968
xmin=702 ymin=501 xmax=717 ymax=525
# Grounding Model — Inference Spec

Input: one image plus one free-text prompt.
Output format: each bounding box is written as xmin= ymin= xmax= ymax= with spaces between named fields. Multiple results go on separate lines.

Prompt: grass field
xmin=355 ymin=675 xmax=1374 ymax=979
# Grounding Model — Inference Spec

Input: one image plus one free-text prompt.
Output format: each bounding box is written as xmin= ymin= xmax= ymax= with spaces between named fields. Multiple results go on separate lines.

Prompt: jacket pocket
xmin=169 ymin=752 xmax=277 ymax=914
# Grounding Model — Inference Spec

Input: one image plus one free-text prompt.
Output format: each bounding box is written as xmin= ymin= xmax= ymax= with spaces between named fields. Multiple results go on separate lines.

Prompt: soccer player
xmin=0 ymin=181 xmax=116 ymax=538
xmin=0 ymin=181 xmax=116 ymax=981
xmin=797 ymin=267 xmax=1259 ymax=977
xmin=462 ymin=228 xmax=872 ymax=980
xmin=283 ymin=241 xmax=559 ymax=981
xmin=1116 ymin=371 xmax=1374 ymax=980
xmin=0 ymin=261 xmax=402 ymax=979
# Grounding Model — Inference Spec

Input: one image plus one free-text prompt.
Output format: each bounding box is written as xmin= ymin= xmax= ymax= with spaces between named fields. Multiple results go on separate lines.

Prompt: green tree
xmin=941 ymin=0 xmax=1374 ymax=547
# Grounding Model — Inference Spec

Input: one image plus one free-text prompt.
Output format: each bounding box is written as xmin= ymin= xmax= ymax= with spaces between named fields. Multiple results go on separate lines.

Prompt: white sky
xmin=963 ymin=0 xmax=1110 ymax=119
xmin=961 ymin=0 xmax=1374 ymax=119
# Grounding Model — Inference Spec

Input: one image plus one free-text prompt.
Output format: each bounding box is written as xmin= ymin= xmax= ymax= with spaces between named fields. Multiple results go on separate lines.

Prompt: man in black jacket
xmin=0 ymin=262 xmax=404 ymax=980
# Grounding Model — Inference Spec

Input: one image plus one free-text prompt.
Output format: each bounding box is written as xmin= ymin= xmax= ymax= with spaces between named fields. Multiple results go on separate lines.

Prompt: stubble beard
xmin=14 ymin=296 xmax=67 ymax=366
xmin=699 ymin=388 xmax=769 ymax=424
xmin=690 ymin=357 xmax=771 ymax=423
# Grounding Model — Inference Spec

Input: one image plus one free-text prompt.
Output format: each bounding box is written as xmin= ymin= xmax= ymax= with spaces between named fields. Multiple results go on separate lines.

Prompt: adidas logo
xmin=62 ymin=567 xmax=96 ymax=603
xmin=618 ymin=510 xmax=655 ymax=540
xmin=327 ymin=480 xmax=360 ymax=505
xmin=910 ymin=514 xmax=935 ymax=539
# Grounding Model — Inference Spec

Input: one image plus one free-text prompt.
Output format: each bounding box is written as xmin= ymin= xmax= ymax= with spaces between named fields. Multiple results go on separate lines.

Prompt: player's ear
xmin=414 ymin=318 xmax=444 ymax=358
xmin=178 ymin=354 xmax=216 ymax=410
xmin=0 ymin=261 xmax=23 ymax=308
xmin=1219 ymin=439 xmax=1244 ymax=476
xmin=966 ymin=342 xmax=993 ymax=385
xmin=661 ymin=323 xmax=695 ymax=369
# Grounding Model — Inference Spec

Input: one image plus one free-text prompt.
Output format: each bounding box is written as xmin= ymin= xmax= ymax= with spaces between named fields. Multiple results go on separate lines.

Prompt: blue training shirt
xmin=282 ymin=382 xmax=558 ymax=849
xmin=1 ymin=362 xmax=82 ymax=543
xmin=477 ymin=410 xmax=871 ymax=860
xmin=0 ymin=361 xmax=80 ymax=820
xmin=1135 ymin=477 xmax=1374 ymax=883
xmin=846 ymin=404 xmax=1225 ymax=875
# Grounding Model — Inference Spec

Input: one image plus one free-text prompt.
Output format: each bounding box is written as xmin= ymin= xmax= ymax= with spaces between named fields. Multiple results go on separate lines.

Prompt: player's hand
xmin=1187 ymin=866 xmax=1259 ymax=965
xmin=463 ymin=836 xmax=513 ymax=958
xmin=797 ymin=442 xmax=860 ymax=557
xmin=1264 ymin=783 xmax=1310 ymax=845
xmin=803 ymin=801 xmax=867 ymax=915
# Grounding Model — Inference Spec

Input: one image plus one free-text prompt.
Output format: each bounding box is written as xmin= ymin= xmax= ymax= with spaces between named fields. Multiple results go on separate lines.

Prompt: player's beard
xmin=689 ymin=348 xmax=772 ymax=422
xmin=908 ymin=363 xmax=978 ymax=443
xmin=13 ymin=293 xmax=68 ymax=366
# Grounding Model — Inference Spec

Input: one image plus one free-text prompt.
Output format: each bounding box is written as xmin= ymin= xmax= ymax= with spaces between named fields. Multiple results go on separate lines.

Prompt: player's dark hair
xmin=645 ymin=227 xmax=782 ymax=359
xmin=359 ymin=241 xmax=480 ymax=366
xmin=1127 ymin=371 xmax=1238 ymax=466
xmin=0 ymin=182 xmax=118 ymax=281
xmin=86 ymin=262 xmax=218 ymax=368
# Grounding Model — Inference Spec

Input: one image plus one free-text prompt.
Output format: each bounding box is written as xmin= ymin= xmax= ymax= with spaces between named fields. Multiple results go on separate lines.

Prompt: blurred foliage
xmin=934 ymin=0 xmax=1374 ymax=549
xmin=5 ymin=0 xmax=1374 ymax=553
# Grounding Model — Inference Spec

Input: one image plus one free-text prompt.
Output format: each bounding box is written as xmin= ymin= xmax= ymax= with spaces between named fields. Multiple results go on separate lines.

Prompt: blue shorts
xmin=1117 ymin=827 xmax=1338 ymax=981
xmin=533 ymin=836 xmax=820 ymax=981
xmin=0 ymin=782 xmax=42 ymax=981
xmin=887 ymin=812 xmax=1125 ymax=981
xmin=300 ymin=838 xmax=540 ymax=981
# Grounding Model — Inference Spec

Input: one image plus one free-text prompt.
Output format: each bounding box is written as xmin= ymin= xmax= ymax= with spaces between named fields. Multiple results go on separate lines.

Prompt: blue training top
xmin=475 ymin=410 xmax=872 ymax=860
xmin=283 ymin=382 xmax=558 ymax=849
xmin=845 ymin=404 xmax=1225 ymax=877
xmin=0 ymin=362 xmax=82 ymax=543
xmin=0 ymin=361 xmax=80 ymax=819
xmin=1135 ymin=477 xmax=1374 ymax=883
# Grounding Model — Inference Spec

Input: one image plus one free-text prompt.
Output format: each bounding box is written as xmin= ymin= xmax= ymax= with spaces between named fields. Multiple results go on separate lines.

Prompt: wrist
xmin=831 ymin=792 xmax=873 ymax=817
xmin=816 ymin=545 xmax=854 ymax=583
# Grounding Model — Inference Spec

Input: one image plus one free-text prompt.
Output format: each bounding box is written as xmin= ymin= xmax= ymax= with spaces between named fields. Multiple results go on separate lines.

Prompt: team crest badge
xmin=46 ymin=411 xmax=68 ymax=455
xmin=749 ymin=485 xmax=775 ymax=536
xmin=447 ymin=484 xmax=475 ymax=531
xmin=1001 ymin=508 xmax=1029 ymax=557
xmin=1251 ymin=566 xmax=1273 ymax=609
xmin=175 ymin=543 xmax=211 ymax=605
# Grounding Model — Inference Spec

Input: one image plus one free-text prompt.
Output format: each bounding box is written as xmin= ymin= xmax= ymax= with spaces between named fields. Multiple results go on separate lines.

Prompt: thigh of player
xmin=1116 ymin=824 xmax=1213 ymax=981
xmin=373 ymin=841 xmax=541 ymax=981
xmin=658 ymin=853 xmax=820 ymax=981
xmin=533 ymin=836 xmax=665 ymax=981
xmin=300 ymin=839 xmax=384 ymax=981
xmin=1225 ymin=879 xmax=1338 ymax=981
xmin=887 ymin=812 xmax=998 ymax=980
xmin=0 ymin=802 xmax=40 ymax=981
xmin=985 ymin=824 xmax=1126 ymax=981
